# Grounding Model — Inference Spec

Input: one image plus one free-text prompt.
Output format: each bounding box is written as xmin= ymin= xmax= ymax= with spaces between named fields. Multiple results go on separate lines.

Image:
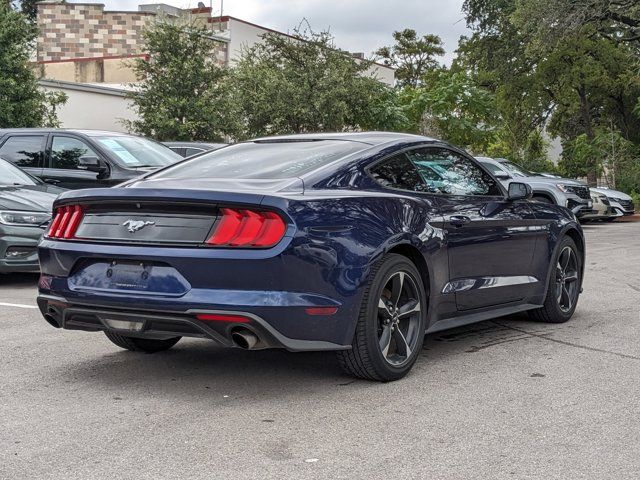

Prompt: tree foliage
xmin=229 ymin=28 xmax=406 ymax=138
xmin=126 ymin=19 xmax=236 ymax=141
xmin=0 ymin=4 xmax=66 ymax=128
xmin=397 ymin=69 xmax=497 ymax=152
xmin=460 ymin=0 xmax=640 ymax=187
xmin=375 ymin=29 xmax=445 ymax=88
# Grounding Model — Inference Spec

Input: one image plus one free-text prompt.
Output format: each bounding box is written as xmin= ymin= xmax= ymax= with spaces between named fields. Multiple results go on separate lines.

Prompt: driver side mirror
xmin=494 ymin=172 xmax=512 ymax=181
xmin=78 ymin=156 xmax=107 ymax=173
xmin=508 ymin=182 xmax=532 ymax=201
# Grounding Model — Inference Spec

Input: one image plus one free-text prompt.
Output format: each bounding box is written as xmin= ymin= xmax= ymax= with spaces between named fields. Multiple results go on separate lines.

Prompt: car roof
xmin=163 ymin=141 xmax=226 ymax=148
xmin=252 ymin=132 xmax=434 ymax=146
xmin=0 ymin=128 xmax=134 ymax=137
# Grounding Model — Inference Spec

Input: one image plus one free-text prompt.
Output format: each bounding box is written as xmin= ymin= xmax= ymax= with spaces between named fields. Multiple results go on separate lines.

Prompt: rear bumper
xmin=37 ymin=294 xmax=350 ymax=352
xmin=37 ymin=238 xmax=366 ymax=351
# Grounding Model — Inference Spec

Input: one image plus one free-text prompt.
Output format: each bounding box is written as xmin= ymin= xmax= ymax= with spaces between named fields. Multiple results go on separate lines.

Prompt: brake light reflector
xmin=206 ymin=208 xmax=286 ymax=248
xmin=196 ymin=313 xmax=251 ymax=323
xmin=46 ymin=205 xmax=84 ymax=239
xmin=305 ymin=307 xmax=339 ymax=316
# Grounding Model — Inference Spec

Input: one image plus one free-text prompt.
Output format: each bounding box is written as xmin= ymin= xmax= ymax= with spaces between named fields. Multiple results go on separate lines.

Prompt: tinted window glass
xmin=184 ymin=147 xmax=205 ymax=157
xmin=0 ymin=136 xmax=43 ymax=168
xmin=0 ymin=159 xmax=38 ymax=185
xmin=152 ymin=141 xmax=366 ymax=180
xmin=408 ymin=148 xmax=502 ymax=196
xmin=501 ymin=161 xmax=533 ymax=177
xmin=50 ymin=136 xmax=99 ymax=169
xmin=369 ymin=154 xmax=427 ymax=192
xmin=95 ymin=136 xmax=181 ymax=167
xmin=481 ymin=161 xmax=504 ymax=175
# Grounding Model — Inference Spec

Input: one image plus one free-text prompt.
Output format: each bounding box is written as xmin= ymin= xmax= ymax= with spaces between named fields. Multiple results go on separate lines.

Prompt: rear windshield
xmin=150 ymin=140 xmax=366 ymax=180
xmin=95 ymin=136 xmax=182 ymax=168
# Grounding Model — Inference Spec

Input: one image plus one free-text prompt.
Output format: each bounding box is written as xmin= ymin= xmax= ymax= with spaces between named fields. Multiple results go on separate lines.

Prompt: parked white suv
xmin=477 ymin=157 xmax=592 ymax=217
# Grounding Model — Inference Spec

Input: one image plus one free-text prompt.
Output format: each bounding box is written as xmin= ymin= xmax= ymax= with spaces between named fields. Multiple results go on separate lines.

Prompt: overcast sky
xmin=77 ymin=0 xmax=470 ymax=64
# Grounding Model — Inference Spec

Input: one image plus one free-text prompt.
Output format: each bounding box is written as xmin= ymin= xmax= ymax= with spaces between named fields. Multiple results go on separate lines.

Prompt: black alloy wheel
xmin=337 ymin=254 xmax=427 ymax=381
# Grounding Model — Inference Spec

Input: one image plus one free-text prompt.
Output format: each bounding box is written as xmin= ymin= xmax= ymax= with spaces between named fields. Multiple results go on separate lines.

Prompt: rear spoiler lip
xmin=54 ymin=187 xmax=268 ymax=209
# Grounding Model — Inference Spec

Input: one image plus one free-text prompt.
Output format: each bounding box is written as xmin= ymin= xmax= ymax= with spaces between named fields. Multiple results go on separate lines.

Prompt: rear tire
xmin=528 ymin=236 xmax=582 ymax=323
xmin=104 ymin=331 xmax=181 ymax=353
xmin=337 ymin=254 xmax=427 ymax=382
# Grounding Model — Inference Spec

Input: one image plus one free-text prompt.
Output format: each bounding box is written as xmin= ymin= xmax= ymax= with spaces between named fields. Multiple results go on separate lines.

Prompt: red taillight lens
xmin=46 ymin=205 xmax=84 ymax=240
xmin=206 ymin=208 xmax=286 ymax=248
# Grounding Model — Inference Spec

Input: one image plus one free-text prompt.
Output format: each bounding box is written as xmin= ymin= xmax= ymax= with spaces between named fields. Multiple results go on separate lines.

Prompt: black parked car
xmin=0 ymin=129 xmax=182 ymax=190
xmin=0 ymin=158 xmax=65 ymax=273
xmin=162 ymin=141 xmax=227 ymax=158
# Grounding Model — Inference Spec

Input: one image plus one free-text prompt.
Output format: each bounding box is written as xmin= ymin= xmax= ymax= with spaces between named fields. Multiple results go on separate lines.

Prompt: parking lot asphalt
xmin=1 ymin=220 xmax=639 ymax=480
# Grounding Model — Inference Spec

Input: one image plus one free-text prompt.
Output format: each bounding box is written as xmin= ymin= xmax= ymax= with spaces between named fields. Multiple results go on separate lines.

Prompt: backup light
xmin=206 ymin=208 xmax=286 ymax=248
xmin=45 ymin=205 xmax=85 ymax=239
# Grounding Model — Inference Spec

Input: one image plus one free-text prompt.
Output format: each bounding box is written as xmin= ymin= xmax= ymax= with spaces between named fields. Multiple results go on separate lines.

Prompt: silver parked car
xmin=590 ymin=187 xmax=635 ymax=220
xmin=476 ymin=157 xmax=592 ymax=218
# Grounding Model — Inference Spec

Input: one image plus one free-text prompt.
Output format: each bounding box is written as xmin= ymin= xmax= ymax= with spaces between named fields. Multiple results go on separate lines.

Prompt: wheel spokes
xmin=398 ymin=298 xmax=420 ymax=319
xmin=379 ymin=324 xmax=392 ymax=358
xmin=560 ymin=248 xmax=571 ymax=271
xmin=393 ymin=328 xmax=412 ymax=358
xmin=564 ymin=272 xmax=579 ymax=283
xmin=390 ymin=272 xmax=405 ymax=308
xmin=378 ymin=298 xmax=392 ymax=319
xmin=561 ymin=285 xmax=572 ymax=311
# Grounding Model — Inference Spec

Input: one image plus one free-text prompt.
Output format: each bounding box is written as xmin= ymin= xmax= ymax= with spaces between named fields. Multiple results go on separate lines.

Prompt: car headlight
xmin=556 ymin=183 xmax=572 ymax=193
xmin=0 ymin=210 xmax=51 ymax=227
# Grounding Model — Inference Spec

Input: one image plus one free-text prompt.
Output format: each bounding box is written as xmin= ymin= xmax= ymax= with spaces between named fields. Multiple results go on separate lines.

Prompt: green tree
xmin=461 ymin=0 xmax=640 ymax=185
xmin=375 ymin=29 xmax=445 ymax=87
xmin=397 ymin=69 xmax=497 ymax=152
xmin=125 ymin=19 xmax=236 ymax=141
xmin=19 ymin=0 xmax=38 ymax=22
xmin=229 ymin=28 xmax=406 ymax=138
xmin=0 ymin=4 xmax=66 ymax=128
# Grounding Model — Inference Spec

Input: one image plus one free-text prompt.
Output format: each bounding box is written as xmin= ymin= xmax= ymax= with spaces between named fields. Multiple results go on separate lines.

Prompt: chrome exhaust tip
xmin=231 ymin=329 xmax=259 ymax=350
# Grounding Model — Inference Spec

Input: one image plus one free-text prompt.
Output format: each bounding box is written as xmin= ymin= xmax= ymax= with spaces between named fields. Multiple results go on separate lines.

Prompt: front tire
xmin=104 ymin=331 xmax=181 ymax=353
xmin=528 ymin=236 xmax=582 ymax=323
xmin=337 ymin=254 xmax=427 ymax=382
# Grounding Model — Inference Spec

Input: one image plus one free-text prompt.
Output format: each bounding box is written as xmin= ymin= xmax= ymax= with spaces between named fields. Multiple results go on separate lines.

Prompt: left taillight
xmin=205 ymin=208 xmax=287 ymax=248
xmin=45 ymin=205 xmax=84 ymax=240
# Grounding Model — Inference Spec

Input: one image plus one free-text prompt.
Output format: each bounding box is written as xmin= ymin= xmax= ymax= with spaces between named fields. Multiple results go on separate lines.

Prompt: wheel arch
xmin=564 ymin=227 xmax=585 ymax=261
xmin=542 ymin=225 xmax=585 ymax=299
xmin=386 ymin=243 xmax=431 ymax=300
xmin=532 ymin=191 xmax=557 ymax=204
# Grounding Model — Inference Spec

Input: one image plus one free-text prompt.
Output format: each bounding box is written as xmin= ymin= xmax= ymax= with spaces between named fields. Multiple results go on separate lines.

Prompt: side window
xmin=369 ymin=154 xmax=428 ymax=192
xmin=50 ymin=136 xmax=99 ymax=170
xmin=184 ymin=147 xmax=204 ymax=157
xmin=0 ymin=136 xmax=44 ymax=168
xmin=407 ymin=148 xmax=502 ymax=196
xmin=481 ymin=161 xmax=505 ymax=176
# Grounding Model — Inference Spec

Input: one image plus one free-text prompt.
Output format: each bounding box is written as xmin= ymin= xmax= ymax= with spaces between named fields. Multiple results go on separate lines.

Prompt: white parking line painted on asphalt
xmin=0 ymin=302 xmax=38 ymax=309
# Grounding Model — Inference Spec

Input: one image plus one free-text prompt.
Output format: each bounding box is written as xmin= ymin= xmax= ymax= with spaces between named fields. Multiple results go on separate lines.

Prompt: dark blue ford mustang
xmin=37 ymin=132 xmax=584 ymax=381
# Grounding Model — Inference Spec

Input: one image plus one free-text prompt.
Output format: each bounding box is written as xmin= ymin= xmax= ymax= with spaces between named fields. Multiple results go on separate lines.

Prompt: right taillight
xmin=45 ymin=205 xmax=84 ymax=240
xmin=205 ymin=208 xmax=287 ymax=248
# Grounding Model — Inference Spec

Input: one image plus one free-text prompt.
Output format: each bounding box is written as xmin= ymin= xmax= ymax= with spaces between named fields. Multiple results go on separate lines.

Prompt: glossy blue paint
xmin=37 ymin=133 xmax=585 ymax=351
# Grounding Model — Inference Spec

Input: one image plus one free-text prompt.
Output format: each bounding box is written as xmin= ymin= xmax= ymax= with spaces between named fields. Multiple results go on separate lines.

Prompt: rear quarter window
xmin=151 ymin=141 xmax=367 ymax=180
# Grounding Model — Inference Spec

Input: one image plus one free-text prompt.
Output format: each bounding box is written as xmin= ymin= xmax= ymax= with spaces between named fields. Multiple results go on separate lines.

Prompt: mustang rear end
xmin=37 ymin=186 xmax=362 ymax=352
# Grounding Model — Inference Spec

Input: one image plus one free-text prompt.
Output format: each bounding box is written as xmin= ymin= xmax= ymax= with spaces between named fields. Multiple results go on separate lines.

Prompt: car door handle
xmin=449 ymin=215 xmax=471 ymax=227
